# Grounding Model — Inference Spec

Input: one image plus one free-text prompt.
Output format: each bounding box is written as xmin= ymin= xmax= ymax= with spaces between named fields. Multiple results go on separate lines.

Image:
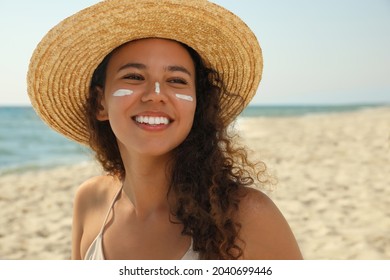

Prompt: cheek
xmin=106 ymin=88 xmax=137 ymax=109
xmin=182 ymin=101 xmax=197 ymax=131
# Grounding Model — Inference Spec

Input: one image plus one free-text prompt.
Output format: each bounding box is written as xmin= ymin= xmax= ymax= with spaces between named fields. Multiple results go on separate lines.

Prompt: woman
xmin=27 ymin=0 xmax=302 ymax=260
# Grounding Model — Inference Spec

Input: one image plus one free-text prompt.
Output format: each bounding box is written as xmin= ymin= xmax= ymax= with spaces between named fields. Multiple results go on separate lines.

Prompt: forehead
xmin=107 ymin=38 xmax=195 ymax=72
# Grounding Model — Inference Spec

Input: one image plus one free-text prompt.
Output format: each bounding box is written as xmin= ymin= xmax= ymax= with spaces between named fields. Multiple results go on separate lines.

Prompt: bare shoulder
xmin=73 ymin=175 xmax=120 ymax=221
xmin=236 ymin=187 xmax=303 ymax=260
xmin=71 ymin=175 xmax=120 ymax=259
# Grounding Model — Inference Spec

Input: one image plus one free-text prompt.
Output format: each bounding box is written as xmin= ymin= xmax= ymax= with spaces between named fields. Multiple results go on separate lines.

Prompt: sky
xmin=0 ymin=0 xmax=389 ymax=106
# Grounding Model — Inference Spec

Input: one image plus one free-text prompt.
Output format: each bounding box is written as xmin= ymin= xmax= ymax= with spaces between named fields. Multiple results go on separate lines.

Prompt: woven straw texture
xmin=27 ymin=0 xmax=263 ymax=145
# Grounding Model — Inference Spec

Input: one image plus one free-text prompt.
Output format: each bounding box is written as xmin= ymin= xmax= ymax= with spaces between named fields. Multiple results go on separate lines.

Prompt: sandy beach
xmin=1 ymin=106 xmax=389 ymax=260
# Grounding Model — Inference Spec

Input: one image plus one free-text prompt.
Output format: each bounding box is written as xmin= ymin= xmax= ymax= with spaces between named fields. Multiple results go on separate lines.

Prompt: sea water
xmin=0 ymin=104 xmax=383 ymax=175
xmin=0 ymin=107 xmax=92 ymax=175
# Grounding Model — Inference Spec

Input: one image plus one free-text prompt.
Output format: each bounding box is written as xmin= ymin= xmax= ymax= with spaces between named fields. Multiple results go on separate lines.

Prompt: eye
xmin=122 ymin=73 xmax=144 ymax=81
xmin=168 ymin=77 xmax=188 ymax=85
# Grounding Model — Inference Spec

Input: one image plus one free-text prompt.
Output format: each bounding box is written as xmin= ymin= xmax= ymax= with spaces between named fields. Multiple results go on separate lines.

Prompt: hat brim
xmin=27 ymin=0 xmax=263 ymax=145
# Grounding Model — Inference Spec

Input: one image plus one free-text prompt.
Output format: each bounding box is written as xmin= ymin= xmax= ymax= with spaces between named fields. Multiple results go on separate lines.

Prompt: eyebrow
xmin=165 ymin=65 xmax=192 ymax=77
xmin=117 ymin=63 xmax=146 ymax=72
xmin=117 ymin=63 xmax=192 ymax=77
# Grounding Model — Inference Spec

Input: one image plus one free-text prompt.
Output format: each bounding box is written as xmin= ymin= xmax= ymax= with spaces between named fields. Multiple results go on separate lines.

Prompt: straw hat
xmin=27 ymin=0 xmax=263 ymax=145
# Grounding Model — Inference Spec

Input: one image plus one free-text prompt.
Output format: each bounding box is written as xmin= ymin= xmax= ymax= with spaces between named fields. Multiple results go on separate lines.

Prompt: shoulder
xmin=71 ymin=175 xmax=120 ymax=259
xmin=72 ymin=175 xmax=120 ymax=227
xmin=236 ymin=187 xmax=303 ymax=260
xmin=73 ymin=175 xmax=120 ymax=219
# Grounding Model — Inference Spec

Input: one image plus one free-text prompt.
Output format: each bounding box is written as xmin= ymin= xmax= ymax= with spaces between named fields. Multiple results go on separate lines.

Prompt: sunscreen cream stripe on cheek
xmin=175 ymin=94 xmax=194 ymax=102
xmin=112 ymin=89 xmax=134 ymax=97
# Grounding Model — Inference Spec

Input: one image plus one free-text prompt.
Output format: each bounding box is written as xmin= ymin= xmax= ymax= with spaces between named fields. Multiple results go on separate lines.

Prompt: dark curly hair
xmin=84 ymin=40 xmax=268 ymax=259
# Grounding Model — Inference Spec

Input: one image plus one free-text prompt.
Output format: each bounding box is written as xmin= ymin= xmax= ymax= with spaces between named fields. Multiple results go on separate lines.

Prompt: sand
xmin=1 ymin=106 xmax=389 ymax=260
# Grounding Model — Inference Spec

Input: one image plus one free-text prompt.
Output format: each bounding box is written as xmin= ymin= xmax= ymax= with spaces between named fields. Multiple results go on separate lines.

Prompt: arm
xmin=71 ymin=177 xmax=101 ymax=260
xmin=238 ymin=187 xmax=303 ymax=260
xmin=71 ymin=183 xmax=88 ymax=260
xmin=71 ymin=175 xmax=119 ymax=259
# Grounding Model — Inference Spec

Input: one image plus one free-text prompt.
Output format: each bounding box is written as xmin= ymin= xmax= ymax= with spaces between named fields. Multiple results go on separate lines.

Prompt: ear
xmin=95 ymin=86 xmax=109 ymax=121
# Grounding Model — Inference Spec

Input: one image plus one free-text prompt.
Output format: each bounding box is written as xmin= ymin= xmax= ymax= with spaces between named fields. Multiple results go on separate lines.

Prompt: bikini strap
xmin=98 ymin=185 xmax=123 ymax=234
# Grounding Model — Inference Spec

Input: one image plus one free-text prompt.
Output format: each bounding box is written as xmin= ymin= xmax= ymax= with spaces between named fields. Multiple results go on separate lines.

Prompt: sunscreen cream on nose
xmin=155 ymin=82 xmax=160 ymax=95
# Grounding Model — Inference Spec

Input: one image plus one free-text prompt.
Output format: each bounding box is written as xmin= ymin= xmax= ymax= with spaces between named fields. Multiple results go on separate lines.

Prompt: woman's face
xmin=98 ymin=38 xmax=196 ymax=158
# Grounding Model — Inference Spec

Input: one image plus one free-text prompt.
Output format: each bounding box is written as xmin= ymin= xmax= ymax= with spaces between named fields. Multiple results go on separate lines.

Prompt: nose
xmin=141 ymin=81 xmax=167 ymax=103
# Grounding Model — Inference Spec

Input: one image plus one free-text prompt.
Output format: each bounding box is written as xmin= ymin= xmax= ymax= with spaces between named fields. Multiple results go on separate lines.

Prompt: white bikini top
xmin=84 ymin=187 xmax=199 ymax=260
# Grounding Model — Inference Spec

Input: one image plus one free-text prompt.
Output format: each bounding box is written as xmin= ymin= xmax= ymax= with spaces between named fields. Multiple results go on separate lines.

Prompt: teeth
xmin=135 ymin=116 xmax=170 ymax=125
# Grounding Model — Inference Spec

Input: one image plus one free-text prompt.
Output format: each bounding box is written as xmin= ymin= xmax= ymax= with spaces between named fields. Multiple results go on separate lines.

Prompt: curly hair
xmin=84 ymin=40 xmax=268 ymax=259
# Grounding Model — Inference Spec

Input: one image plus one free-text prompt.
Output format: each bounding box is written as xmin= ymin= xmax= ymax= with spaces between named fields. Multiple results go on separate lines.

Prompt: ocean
xmin=0 ymin=107 xmax=92 ymax=175
xmin=0 ymin=104 xmax=383 ymax=175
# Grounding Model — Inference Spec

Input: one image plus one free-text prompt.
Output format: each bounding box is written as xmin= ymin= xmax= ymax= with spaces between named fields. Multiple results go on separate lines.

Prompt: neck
xmin=120 ymin=151 xmax=173 ymax=218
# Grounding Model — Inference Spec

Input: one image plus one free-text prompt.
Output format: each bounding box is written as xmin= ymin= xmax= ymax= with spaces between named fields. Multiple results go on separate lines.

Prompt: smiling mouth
xmin=133 ymin=115 xmax=172 ymax=125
